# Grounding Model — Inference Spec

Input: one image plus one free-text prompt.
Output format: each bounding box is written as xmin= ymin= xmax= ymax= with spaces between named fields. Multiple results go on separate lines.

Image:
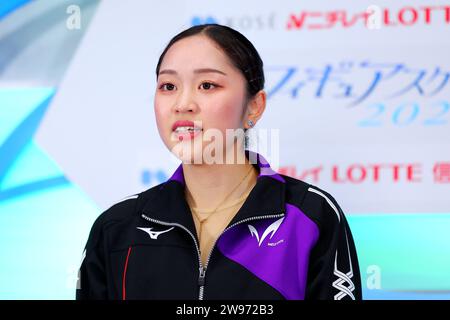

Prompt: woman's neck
xmin=182 ymin=151 xmax=258 ymax=211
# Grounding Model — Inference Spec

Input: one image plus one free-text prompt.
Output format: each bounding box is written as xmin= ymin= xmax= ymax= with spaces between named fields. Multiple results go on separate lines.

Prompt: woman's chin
xmin=169 ymin=143 xmax=204 ymax=164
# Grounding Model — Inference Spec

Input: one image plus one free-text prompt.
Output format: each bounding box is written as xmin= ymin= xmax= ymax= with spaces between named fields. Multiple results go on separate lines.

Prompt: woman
xmin=76 ymin=24 xmax=362 ymax=300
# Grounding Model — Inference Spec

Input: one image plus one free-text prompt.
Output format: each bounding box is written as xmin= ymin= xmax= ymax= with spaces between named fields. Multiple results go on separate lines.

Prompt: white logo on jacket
xmin=137 ymin=227 xmax=174 ymax=239
xmin=248 ymin=217 xmax=285 ymax=247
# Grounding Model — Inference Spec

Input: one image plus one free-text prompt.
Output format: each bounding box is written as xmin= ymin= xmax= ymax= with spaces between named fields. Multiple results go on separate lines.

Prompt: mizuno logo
xmin=137 ymin=227 xmax=174 ymax=239
xmin=248 ymin=217 xmax=285 ymax=247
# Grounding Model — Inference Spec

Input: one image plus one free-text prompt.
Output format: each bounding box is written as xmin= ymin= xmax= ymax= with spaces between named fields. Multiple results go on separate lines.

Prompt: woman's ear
xmin=245 ymin=90 xmax=266 ymax=128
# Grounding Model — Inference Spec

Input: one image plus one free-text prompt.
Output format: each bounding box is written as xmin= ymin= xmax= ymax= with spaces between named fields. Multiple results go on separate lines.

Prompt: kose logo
xmin=191 ymin=14 xmax=275 ymax=30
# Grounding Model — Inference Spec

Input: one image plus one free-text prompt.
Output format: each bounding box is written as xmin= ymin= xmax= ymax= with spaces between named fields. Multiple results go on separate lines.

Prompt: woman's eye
xmin=159 ymin=82 xmax=217 ymax=91
xmin=200 ymin=82 xmax=217 ymax=90
xmin=159 ymin=83 xmax=175 ymax=91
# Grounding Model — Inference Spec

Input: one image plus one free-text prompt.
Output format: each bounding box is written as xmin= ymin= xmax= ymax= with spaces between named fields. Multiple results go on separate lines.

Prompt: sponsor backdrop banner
xmin=1 ymin=0 xmax=449 ymax=299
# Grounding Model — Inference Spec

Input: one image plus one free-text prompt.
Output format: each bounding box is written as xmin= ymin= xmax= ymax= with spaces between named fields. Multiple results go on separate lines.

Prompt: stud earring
xmin=247 ymin=119 xmax=254 ymax=128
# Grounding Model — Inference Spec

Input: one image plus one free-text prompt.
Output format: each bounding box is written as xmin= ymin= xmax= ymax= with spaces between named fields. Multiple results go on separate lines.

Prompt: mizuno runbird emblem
xmin=248 ymin=217 xmax=284 ymax=247
xmin=137 ymin=227 xmax=174 ymax=239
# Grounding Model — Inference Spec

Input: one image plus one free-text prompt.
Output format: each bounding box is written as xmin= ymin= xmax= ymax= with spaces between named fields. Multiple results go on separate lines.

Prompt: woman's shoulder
xmin=93 ymin=182 xmax=165 ymax=227
xmin=279 ymin=173 xmax=345 ymax=229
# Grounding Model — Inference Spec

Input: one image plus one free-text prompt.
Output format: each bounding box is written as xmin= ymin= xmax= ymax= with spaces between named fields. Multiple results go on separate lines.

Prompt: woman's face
xmin=154 ymin=35 xmax=249 ymax=164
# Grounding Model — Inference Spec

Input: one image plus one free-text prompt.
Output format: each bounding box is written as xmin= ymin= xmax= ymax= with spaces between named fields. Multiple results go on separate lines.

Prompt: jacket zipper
xmin=141 ymin=213 xmax=204 ymax=298
xmin=141 ymin=212 xmax=285 ymax=300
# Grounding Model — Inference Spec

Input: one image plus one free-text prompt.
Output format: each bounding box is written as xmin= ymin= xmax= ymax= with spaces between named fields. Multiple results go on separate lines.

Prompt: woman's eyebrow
xmin=158 ymin=68 xmax=227 ymax=76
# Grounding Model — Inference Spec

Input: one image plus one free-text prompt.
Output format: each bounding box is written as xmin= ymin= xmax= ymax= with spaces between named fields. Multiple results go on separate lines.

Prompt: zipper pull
xmin=198 ymin=267 xmax=206 ymax=286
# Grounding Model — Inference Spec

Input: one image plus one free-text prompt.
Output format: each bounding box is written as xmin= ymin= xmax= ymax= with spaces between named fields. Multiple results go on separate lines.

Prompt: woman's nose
xmin=175 ymin=103 xmax=196 ymax=113
xmin=174 ymin=93 xmax=198 ymax=113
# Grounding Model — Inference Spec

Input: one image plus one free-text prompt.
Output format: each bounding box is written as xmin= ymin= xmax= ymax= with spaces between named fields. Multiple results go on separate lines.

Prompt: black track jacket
xmin=76 ymin=150 xmax=362 ymax=300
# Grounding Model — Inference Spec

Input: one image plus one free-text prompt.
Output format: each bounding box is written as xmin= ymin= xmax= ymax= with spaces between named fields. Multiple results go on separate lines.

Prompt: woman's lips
xmin=172 ymin=120 xmax=203 ymax=142
xmin=172 ymin=120 xmax=202 ymax=131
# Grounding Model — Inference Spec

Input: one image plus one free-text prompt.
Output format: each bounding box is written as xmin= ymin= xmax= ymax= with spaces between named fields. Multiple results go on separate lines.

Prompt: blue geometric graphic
xmin=0 ymin=88 xmax=69 ymax=202
xmin=0 ymin=0 xmax=32 ymax=20
xmin=0 ymin=88 xmax=100 ymax=299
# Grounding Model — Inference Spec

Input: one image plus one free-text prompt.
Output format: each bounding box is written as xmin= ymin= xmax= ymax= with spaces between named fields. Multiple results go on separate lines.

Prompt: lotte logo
xmin=280 ymin=163 xmax=432 ymax=184
xmin=332 ymin=164 xmax=422 ymax=183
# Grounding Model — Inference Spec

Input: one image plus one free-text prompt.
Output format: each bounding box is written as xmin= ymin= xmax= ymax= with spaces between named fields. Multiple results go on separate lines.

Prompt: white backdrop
xmin=35 ymin=0 xmax=450 ymax=215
